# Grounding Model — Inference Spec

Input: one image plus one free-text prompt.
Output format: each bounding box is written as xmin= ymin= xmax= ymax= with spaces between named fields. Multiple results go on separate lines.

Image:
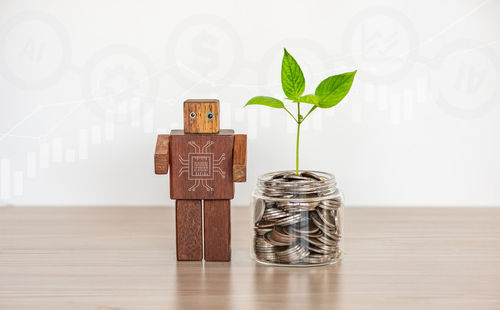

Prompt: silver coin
xmin=300 ymin=171 xmax=323 ymax=181
xmin=275 ymin=243 xmax=309 ymax=263
xmin=302 ymin=236 xmax=327 ymax=248
xmin=316 ymin=208 xmax=337 ymax=228
xmin=302 ymin=254 xmax=331 ymax=264
xmin=288 ymin=221 xmax=319 ymax=234
xmin=262 ymin=208 xmax=289 ymax=221
xmin=318 ymin=199 xmax=342 ymax=210
xmin=254 ymin=198 xmax=266 ymax=224
xmin=317 ymin=234 xmax=339 ymax=246
xmin=308 ymin=244 xmax=334 ymax=255
xmin=335 ymin=208 xmax=343 ymax=236
xmin=269 ymin=226 xmax=297 ymax=243
xmin=283 ymin=175 xmax=311 ymax=182
xmin=279 ymin=201 xmax=319 ymax=211
xmin=254 ymin=227 xmax=273 ymax=236
xmin=264 ymin=231 xmax=291 ymax=246
xmin=274 ymin=213 xmax=304 ymax=226
xmin=310 ymin=212 xmax=341 ymax=240
xmin=255 ymin=221 xmax=275 ymax=228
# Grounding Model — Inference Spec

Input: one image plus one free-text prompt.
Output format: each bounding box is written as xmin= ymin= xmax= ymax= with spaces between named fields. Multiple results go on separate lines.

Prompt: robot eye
xmin=189 ymin=112 xmax=196 ymax=118
xmin=206 ymin=112 xmax=214 ymax=120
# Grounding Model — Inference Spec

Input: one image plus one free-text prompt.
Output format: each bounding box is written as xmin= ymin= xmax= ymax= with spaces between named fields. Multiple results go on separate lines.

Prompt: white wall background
xmin=0 ymin=0 xmax=499 ymax=207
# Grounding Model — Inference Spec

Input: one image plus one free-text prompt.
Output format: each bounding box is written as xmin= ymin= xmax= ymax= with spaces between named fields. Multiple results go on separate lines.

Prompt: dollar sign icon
xmin=166 ymin=14 xmax=243 ymax=87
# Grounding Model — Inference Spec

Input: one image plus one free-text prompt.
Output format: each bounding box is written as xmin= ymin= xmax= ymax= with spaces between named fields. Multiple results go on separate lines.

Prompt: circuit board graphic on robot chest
xmin=169 ymin=130 xmax=234 ymax=199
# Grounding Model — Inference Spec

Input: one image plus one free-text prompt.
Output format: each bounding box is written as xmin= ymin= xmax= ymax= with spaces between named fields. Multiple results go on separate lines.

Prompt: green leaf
xmin=281 ymin=49 xmax=305 ymax=100
xmin=315 ymin=70 xmax=357 ymax=108
xmin=298 ymin=94 xmax=320 ymax=106
xmin=244 ymin=96 xmax=284 ymax=109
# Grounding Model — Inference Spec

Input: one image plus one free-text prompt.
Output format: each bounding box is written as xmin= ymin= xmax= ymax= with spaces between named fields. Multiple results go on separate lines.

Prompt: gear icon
xmin=98 ymin=64 xmax=140 ymax=112
xmin=81 ymin=45 xmax=158 ymax=121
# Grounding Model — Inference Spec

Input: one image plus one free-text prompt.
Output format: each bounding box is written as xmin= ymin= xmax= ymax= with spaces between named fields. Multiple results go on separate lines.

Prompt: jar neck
xmin=255 ymin=170 xmax=340 ymax=201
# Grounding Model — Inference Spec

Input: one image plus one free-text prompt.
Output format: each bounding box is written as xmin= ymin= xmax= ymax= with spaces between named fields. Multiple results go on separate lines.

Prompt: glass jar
xmin=251 ymin=170 xmax=344 ymax=266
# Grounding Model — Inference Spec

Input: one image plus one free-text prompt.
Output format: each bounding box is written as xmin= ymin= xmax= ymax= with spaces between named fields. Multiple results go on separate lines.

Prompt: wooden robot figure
xmin=154 ymin=99 xmax=247 ymax=261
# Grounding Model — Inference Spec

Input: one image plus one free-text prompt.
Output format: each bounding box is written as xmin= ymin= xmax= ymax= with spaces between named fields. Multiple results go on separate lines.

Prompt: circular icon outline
xmin=341 ymin=5 xmax=419 ymax=84
xmin=165 ymin=14 xmax=243 ymax=88
xmin=431 ymin=39 xmax=500 ymax=119
xmin=0 ymin=10 xmax=71 ymax=89
xmin=81 ymin=44 xmax=159 ymax=120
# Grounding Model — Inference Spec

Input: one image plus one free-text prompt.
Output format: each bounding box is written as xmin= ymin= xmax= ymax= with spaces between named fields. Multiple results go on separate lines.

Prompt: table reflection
xmin=252 ymin=263 xmax=342 ymax=308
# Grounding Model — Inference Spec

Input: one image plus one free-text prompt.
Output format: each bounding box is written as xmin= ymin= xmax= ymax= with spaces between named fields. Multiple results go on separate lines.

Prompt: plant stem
xmin=296 ymin=102 xmax=301 ymax=175
xmin=283 ymin=106 xmax=298 ymax=123
xmin=296 ymin=122 xmax=301 ymax=175
xmin=301 ymin=105 xmax=317 ymax=123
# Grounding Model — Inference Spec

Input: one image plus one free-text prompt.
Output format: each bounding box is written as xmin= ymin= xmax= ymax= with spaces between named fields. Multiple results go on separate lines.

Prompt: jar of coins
xmin=251 ymin=170 xmax=343 ymax=266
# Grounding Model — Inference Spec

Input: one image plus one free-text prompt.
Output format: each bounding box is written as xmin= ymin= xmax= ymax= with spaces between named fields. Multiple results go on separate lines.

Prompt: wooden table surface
xmin=0 ymin=207 xmax=499 ymax=310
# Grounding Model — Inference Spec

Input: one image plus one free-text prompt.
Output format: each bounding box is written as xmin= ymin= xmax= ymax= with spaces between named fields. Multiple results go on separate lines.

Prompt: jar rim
xmin=257 ymin=170 xmax=336 ymax=184
xmin=254 ymin=170 xmax=341 ymax=202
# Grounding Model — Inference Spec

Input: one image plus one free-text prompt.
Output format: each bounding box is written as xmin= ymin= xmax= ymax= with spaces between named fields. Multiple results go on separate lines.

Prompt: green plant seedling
xmin=244 ymin=48 xmax=357 ymax=175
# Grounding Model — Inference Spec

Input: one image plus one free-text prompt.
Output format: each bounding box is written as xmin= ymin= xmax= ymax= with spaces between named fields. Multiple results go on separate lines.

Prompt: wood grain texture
xmin=203 ymin=200 xmax=231 ymax=261
xmin=183 ymin=99 xmax=219 ymax=134
xmin=154 ymin=134 xmax=170 ymax=174
xmin=175 ymin=200 xmax=202 ymax=261
xmin=169 ymin=130 xmax=234 ymax=200
xmin=1 ymin=207 xmax=500 ymax=310
xmin=232 ymin=134 xmax=247 ymax=182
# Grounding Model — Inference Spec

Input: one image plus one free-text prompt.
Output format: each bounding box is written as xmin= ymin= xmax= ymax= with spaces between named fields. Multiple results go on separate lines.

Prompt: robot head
xmin=183 ymin=99 xmax=220 ymax=134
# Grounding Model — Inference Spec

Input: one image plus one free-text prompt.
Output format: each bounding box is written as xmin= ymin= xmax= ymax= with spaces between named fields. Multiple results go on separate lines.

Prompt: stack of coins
xmin=253 ymin=171 xmax=343 ymax=265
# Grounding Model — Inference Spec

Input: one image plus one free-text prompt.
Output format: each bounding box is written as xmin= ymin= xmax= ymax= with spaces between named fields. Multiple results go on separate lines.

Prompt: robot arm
xmin=154 ymin=134 xmax=170 ymax=174
xmin=232 ymin=134 xmax=247 ymax=182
